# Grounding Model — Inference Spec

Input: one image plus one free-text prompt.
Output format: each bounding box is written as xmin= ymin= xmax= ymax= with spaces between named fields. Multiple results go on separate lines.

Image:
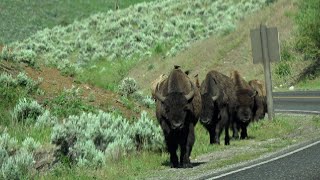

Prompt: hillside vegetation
xmin=0 ymin=0 xmax=156 ymax=44
xmin=0 ymin=0 xmax=319 ymax=179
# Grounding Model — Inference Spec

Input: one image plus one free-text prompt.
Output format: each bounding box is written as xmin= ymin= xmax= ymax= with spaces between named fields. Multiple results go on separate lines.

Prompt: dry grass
xmin=128 ymin=0 xmax=300 ymax=93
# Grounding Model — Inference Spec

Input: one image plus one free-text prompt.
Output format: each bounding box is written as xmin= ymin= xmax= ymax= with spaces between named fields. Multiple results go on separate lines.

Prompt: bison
xmin=231 ymin=71 xmax=257 ymax=139
xmin=249 ymin=79 xmax=267 ymax=121
xmin=151 ymin=73 xmax=168 ymax=100
xmin=199 ymin=70 xmax=236 ymax=145
xmin=154 ymin=67 xmax=201 ymax=168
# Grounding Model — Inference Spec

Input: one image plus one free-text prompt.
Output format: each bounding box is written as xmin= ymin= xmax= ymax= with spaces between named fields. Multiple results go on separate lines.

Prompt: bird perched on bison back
xmin=154 ymin=66 xmax=201 ymax=168
xmin=231 ymin=70 xmax=257 ymax=139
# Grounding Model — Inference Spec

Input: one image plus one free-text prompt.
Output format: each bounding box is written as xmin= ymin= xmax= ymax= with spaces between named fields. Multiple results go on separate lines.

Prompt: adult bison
xmin=231 ymin=71 xmax=257 ymax=139
xmin=249 ymin=79 xmax=267 ymax=121
xmin=154 ymin=67 xmax=201 ymax=168
xmin=151 ymin=73 xmax=168 ymax=100
xmin=199 ymin=70 xmax=237 ymax=145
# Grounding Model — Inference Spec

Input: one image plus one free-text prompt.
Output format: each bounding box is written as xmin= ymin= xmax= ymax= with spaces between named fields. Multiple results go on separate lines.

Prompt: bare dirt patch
xmin=24 ymin=65 xmax=141 ymax=119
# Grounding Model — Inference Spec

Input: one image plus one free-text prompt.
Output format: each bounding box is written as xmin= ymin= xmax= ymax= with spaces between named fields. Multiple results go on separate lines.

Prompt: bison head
xmin=236 ymin=89 xmax=257 ymax=123
xmin=200 ymin=91 xmax=219 ymax=125
xmin=155 ymin=90 xmax=194 ymax=130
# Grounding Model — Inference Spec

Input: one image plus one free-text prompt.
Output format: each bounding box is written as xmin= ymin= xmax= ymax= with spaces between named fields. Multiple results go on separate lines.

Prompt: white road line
xmin=274 ymin=109 xmax=320 ymax=114
xmin=208 ymin=140 xmax=320 ymax=180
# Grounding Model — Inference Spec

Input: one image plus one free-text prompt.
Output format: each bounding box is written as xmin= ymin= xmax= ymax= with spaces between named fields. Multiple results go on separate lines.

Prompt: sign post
xmin=250 ymin=24 xmax=280 ymax=120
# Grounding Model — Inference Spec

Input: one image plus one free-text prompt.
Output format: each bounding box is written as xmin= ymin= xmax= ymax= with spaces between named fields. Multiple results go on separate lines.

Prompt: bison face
xmin=156 ymin=92 xmax=194 ymax=130
xmin=200 ymin=93 xmax=219 ymax=125
xmin=236 ymin=106 xmax=253 ymax=123
xmin=236 ymin=89 xmax=256 ymax=123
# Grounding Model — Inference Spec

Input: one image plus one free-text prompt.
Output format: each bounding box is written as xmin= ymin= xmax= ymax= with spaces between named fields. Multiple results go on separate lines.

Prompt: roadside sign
xmin=250 ymin=24 xmax=280 ymax=120
xmin=250 ymin=27 xmax=280 ymax=64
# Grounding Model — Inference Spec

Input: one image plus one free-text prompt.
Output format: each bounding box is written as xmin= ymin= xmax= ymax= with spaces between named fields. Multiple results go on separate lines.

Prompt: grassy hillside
xmin=1 ymin=0 xmax=272 ymax=92
xmin=0 ymin=0 xmax=156 ymax=44
xmin=129 ymin=0 xmax=319 ymax=92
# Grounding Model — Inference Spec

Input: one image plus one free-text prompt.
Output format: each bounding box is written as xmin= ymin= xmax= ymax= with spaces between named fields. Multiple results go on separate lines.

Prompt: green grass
xmin=5 ymin=125 xmax=52 ymax=145
xmin=296 ymin=76 xmax=320 ymax=90
xmin=0 ymin=0 xmax=156 ymax=44
xmin=76 ymin=58 xmax=139 ymax=91
xmin=35 ymin=115 xmax=320 ymax=179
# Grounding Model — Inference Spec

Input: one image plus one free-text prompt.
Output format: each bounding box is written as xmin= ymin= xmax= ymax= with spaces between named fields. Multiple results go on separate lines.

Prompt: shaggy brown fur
xmin=155 ymin=67 xmax=201 ymax=168
xmin=151 ymin=74 xmax=168 ymax=100
xmin=249 ymin=79 xmax=267 ymax=121
xmin=230 ymin=70 xmax=257 ymax=139
xmin=200 ymin=70 xmax=237 ymax=145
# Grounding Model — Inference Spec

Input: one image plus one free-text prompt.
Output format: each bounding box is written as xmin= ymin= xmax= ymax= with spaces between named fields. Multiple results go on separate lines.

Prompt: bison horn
xmin=155 ymin=92 xmax=166 ymax=102
xmin=250 ymin=90 xmax=257 ymax=98
xmin=185 ymin=83 xmax=195 ymax=101
xmin=212 ymin=90 xmax=220 ymax=101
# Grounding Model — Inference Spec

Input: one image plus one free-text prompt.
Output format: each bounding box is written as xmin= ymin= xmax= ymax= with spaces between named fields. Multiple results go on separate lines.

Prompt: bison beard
xmin=155 ymin=67 xmax=201 ymax=168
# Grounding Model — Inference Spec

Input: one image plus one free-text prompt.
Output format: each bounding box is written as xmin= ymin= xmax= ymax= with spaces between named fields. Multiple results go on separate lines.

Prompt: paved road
xmin=273 ymin=91 xmax=320 ymax=114
xmin=203 ymin=140 xmax=320 ymax=180
xmin=198 ymin=91 xmax=320 ymax=180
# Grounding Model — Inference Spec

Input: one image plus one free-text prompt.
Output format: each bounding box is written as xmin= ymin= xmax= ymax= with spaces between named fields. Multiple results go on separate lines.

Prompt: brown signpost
xmin=250 ymin=24 xmax=280 ymax=120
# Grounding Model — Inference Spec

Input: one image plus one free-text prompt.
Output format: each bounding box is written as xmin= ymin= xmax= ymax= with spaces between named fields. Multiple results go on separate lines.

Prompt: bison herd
xmin=151 ymin=66 xmax=267 ymax=168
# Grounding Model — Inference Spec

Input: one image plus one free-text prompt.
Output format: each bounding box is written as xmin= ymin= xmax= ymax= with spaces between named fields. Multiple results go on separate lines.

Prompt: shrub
xmin=0 ymin=73 xmax=17 ymax=87
xmin=0 ymin=46 xmax=13 ymax=61
xmin=51 ymin=111 xmax=133 ymax=166
xmin=1 ymin=150 xmax=34 ymax=180
xmin=0 ymin=133 xmax=38 ymax=180
xmin=16 ymin=72 xmax=42 ymax=93
xmin=0 ymin=72 xmax=41 ymax=102
xmin=51 ymin=110 xmax=164 ymax=167
xmin=130 ymin=111 xmax=164 ymax=151
xmin=45 ymin=86 xmax=95 ymax=118
xmin=12 ymin=98 xmax=45 ymax=124
xmin=57 ymin=59 xmax=78 ymax=77
xmin=12 ymin=49 xmax=37 ymax=66
xmin=35 ymin=110 xmax=58 ymax=128
xmin=275 ymin=62 xmax=292 ymax=77
xmin=6 ymin=0 xmax=267 ymax=67
xmin=281 ymin=41 xmax=294 ymax=62
xmin=118 ymin=77 xmax=138 ymax=96
xmin=295 ymin=0 xmax=320 ymax=60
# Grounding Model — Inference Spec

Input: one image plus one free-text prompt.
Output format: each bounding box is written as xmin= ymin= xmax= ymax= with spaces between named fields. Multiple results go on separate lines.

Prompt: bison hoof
xmin=170 ymin=162 xmax=179 ymax=168
xmin=181 ymin=163 xmax=193 ymax=168
xmin=240 ymin=135 xmax=247 ymax=139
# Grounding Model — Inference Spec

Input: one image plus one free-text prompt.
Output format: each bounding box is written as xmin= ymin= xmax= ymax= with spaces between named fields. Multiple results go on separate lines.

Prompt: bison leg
xmin=240 ymin=125 xmax=248 ymax=139
xmin=161 ymin=120 xmax=179 ymax=168
xmin=168 ymin=142 xmax=179 ymax=168
xmin=209 ymin=125 xmax=216 ymax=144
xmin=224 ymin=119 xmax=230 ymax=145
xmin=215 ymin=108 xmax=229 ymax=145
xmin=180 ymin=123 xmax=195 ymax=168
xmin=232 ymin=122 xmax=240 ymax=139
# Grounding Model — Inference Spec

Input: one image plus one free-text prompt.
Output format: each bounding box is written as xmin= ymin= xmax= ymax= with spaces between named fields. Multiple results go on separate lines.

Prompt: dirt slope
xmin=24 ymin=66 xmax=141 ymax=119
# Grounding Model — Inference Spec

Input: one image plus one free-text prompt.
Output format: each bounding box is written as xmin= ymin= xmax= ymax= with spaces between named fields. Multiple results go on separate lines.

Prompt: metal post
xmin=260 ymin=24 xmax=274 ymax=120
